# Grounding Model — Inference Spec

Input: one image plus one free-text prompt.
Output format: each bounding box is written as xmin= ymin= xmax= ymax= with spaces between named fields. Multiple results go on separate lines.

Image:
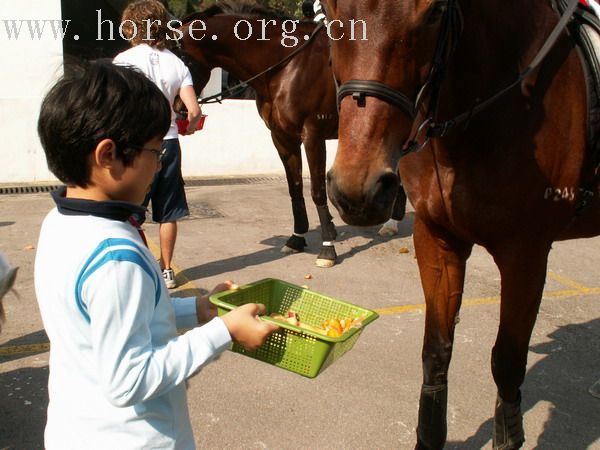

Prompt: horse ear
xmin=426 ymin=0 xmax=448 ymax=24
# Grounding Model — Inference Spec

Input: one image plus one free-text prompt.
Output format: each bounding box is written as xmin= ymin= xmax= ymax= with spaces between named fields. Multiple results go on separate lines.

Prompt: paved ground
xmin=0 ymin=178 xmax=599 ymax=449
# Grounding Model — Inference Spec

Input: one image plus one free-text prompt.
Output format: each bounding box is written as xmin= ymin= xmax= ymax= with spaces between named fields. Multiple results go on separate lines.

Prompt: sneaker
xmin=163 ymin=269 xmax=177 ymax=289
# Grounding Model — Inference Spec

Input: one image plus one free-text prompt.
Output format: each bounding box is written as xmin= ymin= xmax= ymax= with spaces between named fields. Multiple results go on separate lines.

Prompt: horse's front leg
xmin=271 ymin=132 xmax=308 ymax=253
xmin=490 ymin=242 xmax=550 ymax=450
xmin=303 ymin=131 xmax=337 ymax=267
xmin=413 ymin=217 xmax=473 ymax=450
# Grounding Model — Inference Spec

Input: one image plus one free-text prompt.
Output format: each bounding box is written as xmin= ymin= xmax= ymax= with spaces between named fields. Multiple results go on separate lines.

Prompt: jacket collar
xmin=51 ymin=186 xmax=146 ymax=221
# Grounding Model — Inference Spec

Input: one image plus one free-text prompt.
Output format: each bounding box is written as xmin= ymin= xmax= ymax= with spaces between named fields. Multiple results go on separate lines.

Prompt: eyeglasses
xmin=126 ymin=143 xmax=167 ymax=163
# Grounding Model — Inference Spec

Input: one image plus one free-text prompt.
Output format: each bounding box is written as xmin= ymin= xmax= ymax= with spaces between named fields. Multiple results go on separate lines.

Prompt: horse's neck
xmin=457 ymin=0 xmax=553 ymax=69
xmin=201 ymin=17 xmax=305 ymax=94
xmin=441 ymin=0 xmax=558 ymax=115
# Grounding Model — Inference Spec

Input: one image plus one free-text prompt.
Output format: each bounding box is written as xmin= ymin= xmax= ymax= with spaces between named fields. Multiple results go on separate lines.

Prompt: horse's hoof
xmin=493 ymin=392 xmax=525 ymax=450
xmin=378 ymin=218 xmax=399 ymax=237
xmin=283 ymin=235 xmax=307 ymax=254
xmin=316 ymin=245 xmax=336 ymax=268
xmin=378 ymin=225 xmax=397 ymax=237
xmin=315 ymin=257 xmax=335 ymax=268
xmin=281 ymin=245 xmax=300 ymax=254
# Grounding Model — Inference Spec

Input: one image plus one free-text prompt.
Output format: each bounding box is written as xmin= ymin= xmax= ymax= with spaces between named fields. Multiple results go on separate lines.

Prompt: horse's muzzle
xmin=327 ymin=169 xmax=398 ymax=226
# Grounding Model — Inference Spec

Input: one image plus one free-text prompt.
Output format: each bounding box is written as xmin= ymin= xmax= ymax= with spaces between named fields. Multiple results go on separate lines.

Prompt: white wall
xmin=0 ymin=0 xmax=64 ymax=183
xmin=180 ymin=99 xmax=337 ymax=178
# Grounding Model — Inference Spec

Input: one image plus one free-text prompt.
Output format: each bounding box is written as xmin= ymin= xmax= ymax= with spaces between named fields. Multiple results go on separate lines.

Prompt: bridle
xmin=334 ymin=0 xmax=580 ymax=157
xmin=175 ymin=20 xmax=326 ymax=105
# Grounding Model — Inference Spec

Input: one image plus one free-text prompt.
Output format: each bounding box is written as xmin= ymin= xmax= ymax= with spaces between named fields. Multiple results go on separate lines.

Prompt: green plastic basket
xmin=209 ymin=278 xmax=379 ymax=378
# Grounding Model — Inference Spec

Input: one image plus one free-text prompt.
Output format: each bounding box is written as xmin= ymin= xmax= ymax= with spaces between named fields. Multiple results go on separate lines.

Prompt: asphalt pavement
xmin=0 ymin=177 xmax=599 ymax=449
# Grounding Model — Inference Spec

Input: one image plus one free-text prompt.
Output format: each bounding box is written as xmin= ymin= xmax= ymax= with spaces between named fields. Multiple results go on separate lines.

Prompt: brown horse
xmin=177 ymin=2 xmax=407 ymax=267
xmin=322 ymin=0 xmax=600 ymax=448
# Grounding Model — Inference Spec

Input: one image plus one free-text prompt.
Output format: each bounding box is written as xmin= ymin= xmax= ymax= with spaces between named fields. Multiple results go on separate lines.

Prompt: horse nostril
xmin=371 ymin=172 xmax=399 ymax=209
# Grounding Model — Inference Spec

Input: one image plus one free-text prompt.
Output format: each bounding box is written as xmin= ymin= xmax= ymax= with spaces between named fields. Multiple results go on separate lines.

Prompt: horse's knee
xmin=416 ymin=384 xmax=448 ymax=450
xmin=493 ymin=391 xmax=524 ymax=450
xmin=422 ymin=341 xmax=453 ymax=385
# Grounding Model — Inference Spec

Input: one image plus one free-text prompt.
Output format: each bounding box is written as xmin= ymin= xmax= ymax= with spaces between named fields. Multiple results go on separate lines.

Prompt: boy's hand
xmin=221 ymin=303 xmax=280 ymax=351
xmin=196 ymin=280 xmax=238 ymax=324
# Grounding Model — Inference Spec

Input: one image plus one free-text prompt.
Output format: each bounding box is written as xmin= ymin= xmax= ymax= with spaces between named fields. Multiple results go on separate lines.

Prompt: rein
xmin=335 ymin=0 xmax=580 ymax=157
xmin=196 ymin=22 xmax=325 ymax=104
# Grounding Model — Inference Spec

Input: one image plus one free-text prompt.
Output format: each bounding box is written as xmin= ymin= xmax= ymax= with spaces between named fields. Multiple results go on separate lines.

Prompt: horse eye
xmin=426 ymin=0 xmax=447 ymax=24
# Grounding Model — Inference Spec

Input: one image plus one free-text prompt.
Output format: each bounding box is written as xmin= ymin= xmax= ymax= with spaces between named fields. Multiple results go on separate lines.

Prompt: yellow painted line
xmin=0 ymin=343 xmax=49 ymax=355
xmin=374 ymin=287 xmax=600 ymax=316
xmin=374 ymin=297 xmax=501 ymax=315
xmin=547 ymin=271 xmax=591 ymax=292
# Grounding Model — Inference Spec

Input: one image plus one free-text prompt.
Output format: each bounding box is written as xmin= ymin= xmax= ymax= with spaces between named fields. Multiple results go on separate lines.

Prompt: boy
xmin=35 ymin=60 xmax=278 ymax=449
xmin=114 ymin=0 xmax=202 ymax=289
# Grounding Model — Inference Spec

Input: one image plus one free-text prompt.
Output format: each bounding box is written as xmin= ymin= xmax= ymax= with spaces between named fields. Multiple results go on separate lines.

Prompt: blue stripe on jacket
xmin=75 ymin=238 xmax=160 ymax=323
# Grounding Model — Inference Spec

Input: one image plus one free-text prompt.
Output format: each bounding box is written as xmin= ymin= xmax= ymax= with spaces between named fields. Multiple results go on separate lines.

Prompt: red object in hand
xmin=176 ymin=114 xmax=207 ymax=135
xmin=197 ymin=114 xmax=207 ymax=130
xmin=176 ymin=118 xmax=189 ymax=135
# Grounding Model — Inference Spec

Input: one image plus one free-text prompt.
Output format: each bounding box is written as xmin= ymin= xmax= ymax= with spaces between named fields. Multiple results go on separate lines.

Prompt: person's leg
xmin=159 ymin=221 xmax=177 ymax=271
xmin=151 ymin=139 xmax=189 ymax=289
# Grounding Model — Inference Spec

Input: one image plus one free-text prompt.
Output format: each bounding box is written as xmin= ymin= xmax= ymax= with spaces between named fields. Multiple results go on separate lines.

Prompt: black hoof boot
xmin=415 ymin=384 xmax=448 ymax=450
xmin=282 ymin=234 xmax=307 ymax=254
xmin=316 ymin=245 xmax=337 ymax=268
xmin=493 ymin=391 xmax=524 ymax=450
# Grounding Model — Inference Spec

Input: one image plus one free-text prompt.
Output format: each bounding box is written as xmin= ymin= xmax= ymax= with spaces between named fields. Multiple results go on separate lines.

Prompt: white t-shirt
xmin=114 ymin=44 xmax=194 ymax=139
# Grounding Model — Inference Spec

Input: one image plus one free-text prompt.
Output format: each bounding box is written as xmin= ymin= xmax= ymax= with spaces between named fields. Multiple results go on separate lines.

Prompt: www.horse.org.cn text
xmin=2 ymin=14 xmax=368 ymax=48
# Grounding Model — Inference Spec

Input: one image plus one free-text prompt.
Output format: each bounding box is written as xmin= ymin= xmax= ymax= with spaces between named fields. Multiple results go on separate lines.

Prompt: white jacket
xmin=35 ymin=189 xmax=231 ymax=449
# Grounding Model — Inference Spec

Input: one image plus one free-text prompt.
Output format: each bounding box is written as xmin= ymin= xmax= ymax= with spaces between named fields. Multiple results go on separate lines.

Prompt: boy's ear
xmin=94 ymin=139 xmax=119 ymax=169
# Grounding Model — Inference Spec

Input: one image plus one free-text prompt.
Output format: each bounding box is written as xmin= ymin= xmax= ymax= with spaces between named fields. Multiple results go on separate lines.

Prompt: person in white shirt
xmin=114 ymin=0 xmax=201 ymax=289
xmin=35 ymin=60 xmax=278 ymax=450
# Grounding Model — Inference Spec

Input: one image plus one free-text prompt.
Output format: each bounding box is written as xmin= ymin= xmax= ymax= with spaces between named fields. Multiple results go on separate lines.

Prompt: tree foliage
xmin=165 ymin=0 xmax=303 ymax=19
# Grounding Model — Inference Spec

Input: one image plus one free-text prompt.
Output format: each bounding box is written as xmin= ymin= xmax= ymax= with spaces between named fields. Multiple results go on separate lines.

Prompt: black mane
xmin=182 ymin=1 xmax=294 ymax=23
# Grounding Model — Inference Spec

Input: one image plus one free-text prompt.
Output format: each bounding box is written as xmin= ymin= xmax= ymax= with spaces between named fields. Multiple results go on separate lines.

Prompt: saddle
xmin=555 ymin=0 xmax=600 ymax=159
xmin=550 ymin=0 xmax=600 ymax=210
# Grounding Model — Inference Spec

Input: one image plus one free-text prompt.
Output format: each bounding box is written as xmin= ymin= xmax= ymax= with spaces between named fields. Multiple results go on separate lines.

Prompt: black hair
xmin=37 ymin=60 xmax=171 ymax=187
xmin=302 ymin=1 xmax=315 ymax=19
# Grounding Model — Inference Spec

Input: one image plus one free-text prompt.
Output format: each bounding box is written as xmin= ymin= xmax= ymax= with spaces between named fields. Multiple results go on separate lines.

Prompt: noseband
xmin=337 ymin=79 xmax=418 ymax=118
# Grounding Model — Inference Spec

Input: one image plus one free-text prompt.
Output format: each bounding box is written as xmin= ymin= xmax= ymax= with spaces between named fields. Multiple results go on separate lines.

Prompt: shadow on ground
xmin=181 ymin=213 xmax=415 ymax=281
xmin=446 ymin=318 xmax=600 ymax=449
xmin=0 ymin=365 xmax=48 ymax=449
xmin=0 ymin=330 xmax=49 ymax=363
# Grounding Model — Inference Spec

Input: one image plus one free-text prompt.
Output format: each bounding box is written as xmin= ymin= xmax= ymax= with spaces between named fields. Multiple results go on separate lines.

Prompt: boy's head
xmin=121 ymin=0 xmax=172 ymax=49
xmin=38 ymin=60 xmax=170 ymax=188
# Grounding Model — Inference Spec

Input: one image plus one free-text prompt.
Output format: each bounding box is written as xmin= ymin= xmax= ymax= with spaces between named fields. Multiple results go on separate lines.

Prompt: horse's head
xmin=174 ymin=17 xmax=215 ymax=94
xmin=323 ymin=0 xmax=451 ymax=225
